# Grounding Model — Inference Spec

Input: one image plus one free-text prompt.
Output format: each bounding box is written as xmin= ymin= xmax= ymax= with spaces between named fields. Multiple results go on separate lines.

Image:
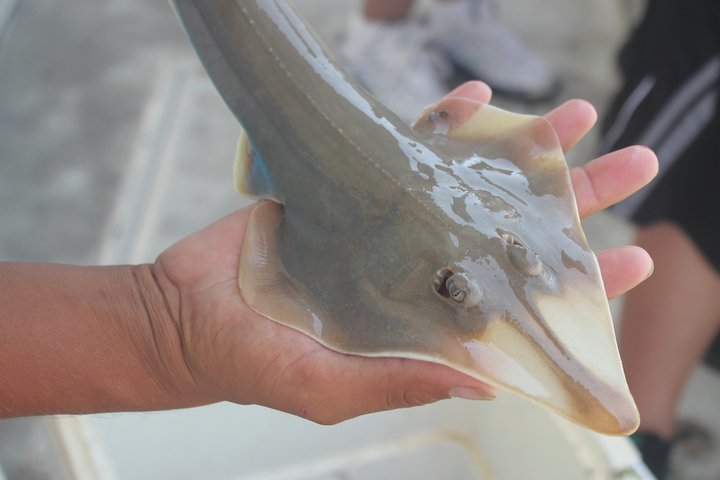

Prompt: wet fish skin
xmin=171 ymin=0 xmax=639 ymax=435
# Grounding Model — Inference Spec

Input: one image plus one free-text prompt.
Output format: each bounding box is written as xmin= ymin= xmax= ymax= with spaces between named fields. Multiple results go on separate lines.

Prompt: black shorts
xmin=600 ymin=0 xmax=720 ymax=273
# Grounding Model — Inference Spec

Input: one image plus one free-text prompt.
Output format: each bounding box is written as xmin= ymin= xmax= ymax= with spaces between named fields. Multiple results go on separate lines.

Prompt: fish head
xmin=413 ymin=222 xmax=640 ymax=436
xmin=371 ymin=98 xmax=640 ymax=435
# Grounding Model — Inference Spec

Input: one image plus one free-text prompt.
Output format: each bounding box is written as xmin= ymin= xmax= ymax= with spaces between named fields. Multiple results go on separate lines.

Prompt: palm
xmin=156 ymin=82 xmax=657 ymax=422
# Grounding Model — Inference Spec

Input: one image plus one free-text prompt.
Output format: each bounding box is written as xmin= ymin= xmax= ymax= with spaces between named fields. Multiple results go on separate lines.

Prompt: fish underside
xmin=171 ymin=0 xmax=639 ymax=435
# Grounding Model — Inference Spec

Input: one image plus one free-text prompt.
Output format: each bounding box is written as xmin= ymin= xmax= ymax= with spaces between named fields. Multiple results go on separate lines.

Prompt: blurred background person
xmin=600 ymin=0 xmax=720 ymax=478
xmin=337 ymin=0 xmax=560 ymax=120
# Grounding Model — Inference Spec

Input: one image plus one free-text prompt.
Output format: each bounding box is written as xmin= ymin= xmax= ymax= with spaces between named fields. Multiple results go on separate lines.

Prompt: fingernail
xmin=448 ymin=387 xmax=496 ymax=401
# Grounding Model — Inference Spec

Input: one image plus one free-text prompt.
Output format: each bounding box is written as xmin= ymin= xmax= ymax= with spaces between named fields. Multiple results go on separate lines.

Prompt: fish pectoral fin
xmin=413 ymin=97 xmax=579 ymax=206
xmin=239 ymin=201 xmax=330 ymax=341
xmin=234 ymin=129 xmax=278 ymax=199
xmin=412 ymin=98 xmax=568 ymax=180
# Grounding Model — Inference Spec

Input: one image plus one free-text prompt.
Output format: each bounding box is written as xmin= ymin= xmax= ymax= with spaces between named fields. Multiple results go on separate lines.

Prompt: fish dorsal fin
xmin=234 ymin=129 xmax=278 ymax=199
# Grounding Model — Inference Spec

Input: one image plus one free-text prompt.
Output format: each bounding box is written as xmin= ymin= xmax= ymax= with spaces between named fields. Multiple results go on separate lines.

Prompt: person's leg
xmin=363 ymin=0 xmax=415 ymax=21
xmin=426 ymin=0 xmax=559 ymax=101
xmin=362 ymin=0 xmax=459 ymax=21
xmin=620 ymin=222 xmax=720 ymax=439
xmin=346 ymin=0 xmax=558 ymax=117
xmin=339 ymin=0 xmax=449 ymax=121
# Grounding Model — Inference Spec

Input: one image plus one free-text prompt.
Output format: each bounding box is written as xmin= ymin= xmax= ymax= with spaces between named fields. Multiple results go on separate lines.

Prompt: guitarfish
xmin=171 ymin=0 xmax=639 ymax=435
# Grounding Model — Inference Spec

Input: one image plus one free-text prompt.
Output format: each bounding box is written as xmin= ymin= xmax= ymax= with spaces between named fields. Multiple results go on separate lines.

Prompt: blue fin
xmin=233 ymin=129 xmax=277 ymax=199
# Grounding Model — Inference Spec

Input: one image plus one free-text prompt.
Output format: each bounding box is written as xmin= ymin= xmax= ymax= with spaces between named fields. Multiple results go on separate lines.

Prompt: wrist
xmin=0 ymin=262 xmax=213 ymax=418
xmin=127 ymin=263 xmax=214 ymax=409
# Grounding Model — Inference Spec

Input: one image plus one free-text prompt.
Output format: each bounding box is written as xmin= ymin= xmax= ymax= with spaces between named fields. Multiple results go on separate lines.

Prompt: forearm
xmin=0 ymin=262 xmax=207 ymax=418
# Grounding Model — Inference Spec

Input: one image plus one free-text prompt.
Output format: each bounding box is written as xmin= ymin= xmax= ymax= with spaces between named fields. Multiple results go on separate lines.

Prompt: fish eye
xmin=446 ymin=275 xmax=467 ymax=302
xmin=433 ymin=268 xmax=454 ymax=299
xmin=433 ymin=269 xmax=482 ymax=308
xmin=502 ymin=233 xmax=543 ymax=276
xmin=426 ymin=110 xmax=449 ymax=122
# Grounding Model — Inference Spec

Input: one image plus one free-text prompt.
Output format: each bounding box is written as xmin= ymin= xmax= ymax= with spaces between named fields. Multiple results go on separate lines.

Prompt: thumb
xmin=296 ymin=356 xmax=498 ymax=425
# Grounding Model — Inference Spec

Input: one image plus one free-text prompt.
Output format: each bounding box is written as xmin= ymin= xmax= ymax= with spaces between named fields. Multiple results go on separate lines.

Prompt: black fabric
xmin=705 ymin=330 xmax=720 ymax=371
xmin=602 ymin=0 xmax=720 ymax=370
xmin=631 ymin=431 xmax=672 ymax=480
xmin=630 ymin=114 xmax=720 ymax=270
xmin=601 ymin=0 xmax=720 ymax=272
xmin=604 ymin=0 xmax=720 ymax=142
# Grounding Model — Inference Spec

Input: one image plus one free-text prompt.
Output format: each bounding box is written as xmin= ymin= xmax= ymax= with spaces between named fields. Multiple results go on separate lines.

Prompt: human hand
xmin=445 ymin=82 xmax=657 ymax=298
xmin=151 ymin=81 xmax=657 ymax=424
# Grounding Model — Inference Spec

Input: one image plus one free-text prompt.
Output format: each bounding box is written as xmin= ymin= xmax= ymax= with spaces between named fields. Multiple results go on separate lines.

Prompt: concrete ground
xmin=0 ymin=0 xmax=718 ymax=478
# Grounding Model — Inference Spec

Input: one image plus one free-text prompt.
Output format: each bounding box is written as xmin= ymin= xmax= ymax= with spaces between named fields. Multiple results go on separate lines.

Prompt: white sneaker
xmin=428 ymin=0 xmax=560 ymax=102
xmin=336 ymin=14 xmax=451 ymax=122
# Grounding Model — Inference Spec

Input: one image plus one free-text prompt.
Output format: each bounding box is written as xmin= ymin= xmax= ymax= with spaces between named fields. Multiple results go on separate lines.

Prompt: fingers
xmin=543 ymin=99 xmax=597 ymax=153
xmin=534 ymin=99 xmax=656 ymax=219
xmin=275 ymin=349 xmax=496 ymax=425
xmin=436 ymin=85 xmax=659 ymax=225
xmin=572 ymin=146 xmax=659 ymax=219
xmin=445 ymin=80 xmax=493 ymax=103
xmin=441 ymin=84 xmax=595 ymax=155
xmin=598 ymin=245 xmax=654 ymax=299
xmin=352 ymin=356 xmax=497 ymax=415
xmin=442 ymin=85 xmax=596 ymax=155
